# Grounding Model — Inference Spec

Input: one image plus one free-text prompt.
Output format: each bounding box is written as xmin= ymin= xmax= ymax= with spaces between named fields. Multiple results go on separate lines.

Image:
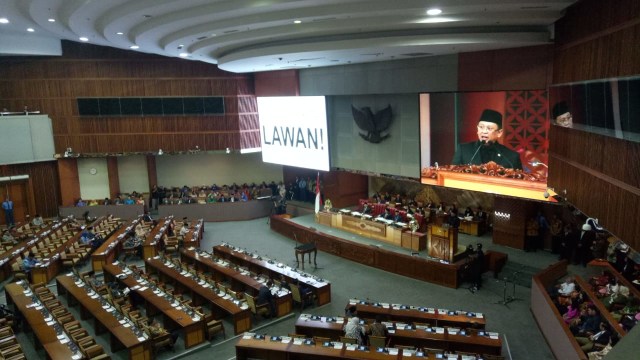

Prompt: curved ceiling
xmin=0 ymin=0 xmax=576 ymax=73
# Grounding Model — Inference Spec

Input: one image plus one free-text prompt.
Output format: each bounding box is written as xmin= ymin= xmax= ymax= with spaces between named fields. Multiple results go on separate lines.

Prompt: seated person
xmin=343 ymin=317 xmax=365 ymax=345
xmin=31 ymin=214 xmax=44 ymax=227
xmin=80 ymin=226 xmax=96 ymax=245
xmin=102 ymin=198 xmax=111 ymax=205
xmin=383 ymin=208 xmax=393 ymax=220
xmin=393 ymin=211 xmax=403 ymax=223
xmin=257 ymin=280 xmax=276 ymax=318
xmin=464 ymin=207 xmax=474 ymax=217
xmin=368 ymin=315 xmax=389 ymax=338
xmin=206 ymin=192 xmax=217 ymax=203
xmin=179 ymin=222 xmax=190 ymax=237
xmin=2 ymin=230 xmax=17 ymax=245
xmin=76 ymin=198 xmax=86 ymax=207
xmin=362 ymin=202 xmax=372 ymax=214
xmin=142 ymin=211 xmax=153 ymax=223
xmin=575 ymin=321 xmax=612 ymax=353
xmin=22 ymin=252 xmax=39 ymax=279
xmin=122 ymin=231 xmax=143 ymax=257
xmin=571 ymin=306 xmax=602 ymax=336
xmin=88 ymin=199 xmax=99 ymax=206
xmin=123 ymin=196 xmax=135 ymax=205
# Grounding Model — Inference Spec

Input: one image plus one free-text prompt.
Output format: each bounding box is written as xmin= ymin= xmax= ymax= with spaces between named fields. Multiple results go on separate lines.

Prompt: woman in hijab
xmin=343 ymin=316 xmax=365 ymax=345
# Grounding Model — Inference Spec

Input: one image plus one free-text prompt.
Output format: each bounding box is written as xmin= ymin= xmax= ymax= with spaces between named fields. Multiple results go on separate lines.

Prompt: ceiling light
xmin=211 ymin=33 xmax=216 ymax=37
xmin=116 ymin=32 xmax=124 ymax=35
xmin=48 ymin=18 xmax=55 ymax=23
xmin=179 ymin=52 xmax=189 ymax=57
xmin=294 ymin=20 xmax=302 ymax=24
xmin=0 ymin=18 xmax=9 ymax=24
xmin=130 ymin=45 xmax=139 ymax=49
xmin=27 ymin=28 xmax=34 ymax=32
xmin=426 ymin=8 xmax=442 ymax=16
xmin=79 ymin=37 xmax=89 ymax=42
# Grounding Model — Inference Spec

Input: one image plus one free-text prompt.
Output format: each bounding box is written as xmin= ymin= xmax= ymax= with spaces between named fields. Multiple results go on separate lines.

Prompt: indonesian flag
xmin=314 ymin=172 xmax=321 ymax=214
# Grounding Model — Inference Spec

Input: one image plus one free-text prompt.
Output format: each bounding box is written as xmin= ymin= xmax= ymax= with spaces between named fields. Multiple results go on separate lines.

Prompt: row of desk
xmin=179 ymin=249 xmax=293 ymax=317
xmin=236 ymin=335 xmax=486 ymax=360
xmin=214 ymin=244 xmax=332 ymax=306
xmin=5 ymin=282 xmax=81 ymax=360
xmin=317 ymin=211 xmax=427 ymax=251
xmin=91 ymin=218 xmax=138 ymax=271
xmin=158 ymin=200 xmax=273 ymax=222
xmin=293 ymin=314 xmax=501 ymax=355
xmin=56 ymin=274 xmax=151 ymax=360
xmin=141 ymin=257 xmax=254 ymax=335
xmin=349 ymin=301 xmax=486 ymax=329
xmin=102 ymin=263 xmax=206 ymax=348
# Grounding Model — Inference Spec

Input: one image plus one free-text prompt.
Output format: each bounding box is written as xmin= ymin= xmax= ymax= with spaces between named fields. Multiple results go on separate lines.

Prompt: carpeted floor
xmin=2 ymin=213 xmax=628 ymax=360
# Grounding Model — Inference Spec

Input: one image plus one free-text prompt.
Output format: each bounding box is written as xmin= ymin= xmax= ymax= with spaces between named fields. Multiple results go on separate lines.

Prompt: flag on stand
xmin=314 ymin=172 xmax=321 ymax=214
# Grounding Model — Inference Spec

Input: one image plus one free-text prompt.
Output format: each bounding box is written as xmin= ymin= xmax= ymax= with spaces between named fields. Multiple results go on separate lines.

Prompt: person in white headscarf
xmin=343 ymin=316 xmax=365 ymax=345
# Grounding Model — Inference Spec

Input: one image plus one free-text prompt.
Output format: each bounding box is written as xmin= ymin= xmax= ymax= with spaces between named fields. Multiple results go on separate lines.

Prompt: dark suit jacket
xmin=452 ymin=140 xmax=522 ymax=169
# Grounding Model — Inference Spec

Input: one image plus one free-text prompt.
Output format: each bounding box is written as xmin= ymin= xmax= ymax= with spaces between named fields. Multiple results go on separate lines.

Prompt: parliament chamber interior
xmin=0 ymin=1 xmax=639 ymax=359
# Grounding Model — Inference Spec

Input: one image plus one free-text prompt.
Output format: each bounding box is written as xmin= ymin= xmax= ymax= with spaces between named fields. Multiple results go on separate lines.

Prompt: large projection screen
xmin=257 ymin=96 xmax=330 ymax=171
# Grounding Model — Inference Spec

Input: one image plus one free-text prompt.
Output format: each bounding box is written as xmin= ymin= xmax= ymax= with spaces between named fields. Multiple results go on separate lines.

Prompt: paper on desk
xmin=72 ymin=354 xmax=82 ymax=360
xmin=293 ymin=338 xmax=303 ymax=345
xmin=333 ymin=343 xmax=343 ymax=350
xmin=346 ymin=344 xmax=356 ymax=351
xmin=476 ymin=312 xmax=483 ymax=318
xmin=138 ymin=286 xmax=148 ymax=291
xmin=123 ymin=323 xmax=131 ymax=328
xmin=388 ymin=348 xmax=399 ymax=355
xmin=60 ymin=338 xmax=69 ymax=344
xmin=137 ymin=337 xmax=145 ymax=342
xmin=403 ymin=350 xmax=413 ymax=357
xmin=46 ymin=320 xmax=55 ymax=326
xmin=35 ymin=305 xmax=43 ymax=310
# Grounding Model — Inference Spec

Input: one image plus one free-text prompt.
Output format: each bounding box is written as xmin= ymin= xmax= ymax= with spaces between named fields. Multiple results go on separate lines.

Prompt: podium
xmin=428 ymin=225 xmax=458 ymax=262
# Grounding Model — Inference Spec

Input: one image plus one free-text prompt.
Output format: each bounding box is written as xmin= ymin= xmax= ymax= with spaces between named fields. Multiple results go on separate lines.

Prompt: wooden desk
xmin=295 ymin=243 xmax=317 ymax=270
xmin=236 ymin=335 xmax=410 ymax=360
xmin=294 ymin=315 xmax=501 ymax=355
xmin=271 ymin=216 xmax=464 ymax=289
xmin=91 ymin=219 xmax=132 ymax=271
xmin=351 ymin=302 xmax=486 ymax=329
xmin=5 ymin=282 xmax=81 ymax=360
xmin=182 ymin=219 xmax=204 ymax=248
xmin=142 ymin=218 xmax=170 ymax=259
xmin=214 ymin=244 xmax=332 ymax=306
xmin=158 ymin=200 xmax=273 ymax=222
xmin=56 ymin=275 xmax=151 ymax=359
xmin=179 ymin=249 xmax=293 ymax=318
xmin=459 ymin=219 xmax=486 ymax=236
xmin=102 ymin=263 xmax=206 ymax=347
xmin=141 ymin=258 xmax=253 ymax=334
xmin=59 ymin=204 xmax=144 ymax=220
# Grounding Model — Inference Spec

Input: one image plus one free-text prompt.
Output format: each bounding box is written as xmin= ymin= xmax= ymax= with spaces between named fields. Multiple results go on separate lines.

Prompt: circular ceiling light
xmin=426 ymin=8 xmax=442 ymax=16
xmin=130 ymin=45 xmax=139 ymax=49
xmin=27 ymin=28 xmax=35 ymax=32
xmin=0 ymin=18 xmax=9 ymax=24
xmin=294 ymin=20 xmax=302 ymax=24
xmin=79 ymin=37 xmax=89 ymax=41
xmin=48 ymin=18 xmax=55 ymax=22
xmin=116 ymin=32 xmax=124 ymax=35
xmin=179 ymin=52 xmax=189 ymax=57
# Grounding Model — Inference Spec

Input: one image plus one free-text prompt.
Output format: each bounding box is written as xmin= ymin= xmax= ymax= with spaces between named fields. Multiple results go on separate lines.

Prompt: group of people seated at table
xmin=75 ymin=192 xmax=146 ymax=207
xmin=342 ymin=314 xmax=388 ymax=346
xmin=150 ymin=181 xmax=283 ymax=206
xmin=589 ymin=271 xmax=639 ymax=332
xmin=549 ymin=276 xmax=621 ymax=358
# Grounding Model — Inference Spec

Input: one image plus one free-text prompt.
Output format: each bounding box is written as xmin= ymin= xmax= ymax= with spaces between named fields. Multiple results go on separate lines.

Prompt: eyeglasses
xmin=477 ymin=124 xmax=499 ymax=132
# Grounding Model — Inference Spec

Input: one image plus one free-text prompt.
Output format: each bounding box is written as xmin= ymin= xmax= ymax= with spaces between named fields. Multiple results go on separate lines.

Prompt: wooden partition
xmin=531 ymin=260 xmax=587 ymax=360
xmin=270 ymin=215 xmax=463 ymax=288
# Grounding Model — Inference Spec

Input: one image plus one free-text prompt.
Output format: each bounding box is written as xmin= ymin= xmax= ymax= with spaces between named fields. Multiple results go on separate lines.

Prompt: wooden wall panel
xmin=254 ymin=70 xmax=300 ymax=96
xmin=57 ymin=158 xmax=80 ymax=207
xmin=458 ymin=45 xmax=553 ymax=91
xmin=0 ymin=161 xmax=60 ymax=219
xmin=553 ymin=0 xmax=640 ymax=83
xmin=0 ymin=41 xmax=258 ymax=155
xmin=548 ymin=127 xmax=640 ymax=250
xmin=107 ymin=157 xmax=120 ymax=198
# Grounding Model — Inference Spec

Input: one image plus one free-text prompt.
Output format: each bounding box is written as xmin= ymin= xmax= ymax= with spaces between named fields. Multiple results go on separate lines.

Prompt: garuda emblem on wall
xmin=351 ymin=104 xmax=393 ymax=144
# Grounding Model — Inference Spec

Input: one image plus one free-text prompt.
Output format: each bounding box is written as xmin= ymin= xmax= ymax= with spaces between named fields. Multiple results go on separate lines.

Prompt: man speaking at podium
xmin=451 ymin=109 xmax=522 ymax=170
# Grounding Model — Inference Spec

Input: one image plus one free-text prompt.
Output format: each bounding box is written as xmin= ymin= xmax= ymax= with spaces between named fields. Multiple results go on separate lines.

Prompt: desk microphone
xmin=468 ymin=140 xmax=486 ymax=165
xmin=497 ymin=152 xmax=515 ymax=169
